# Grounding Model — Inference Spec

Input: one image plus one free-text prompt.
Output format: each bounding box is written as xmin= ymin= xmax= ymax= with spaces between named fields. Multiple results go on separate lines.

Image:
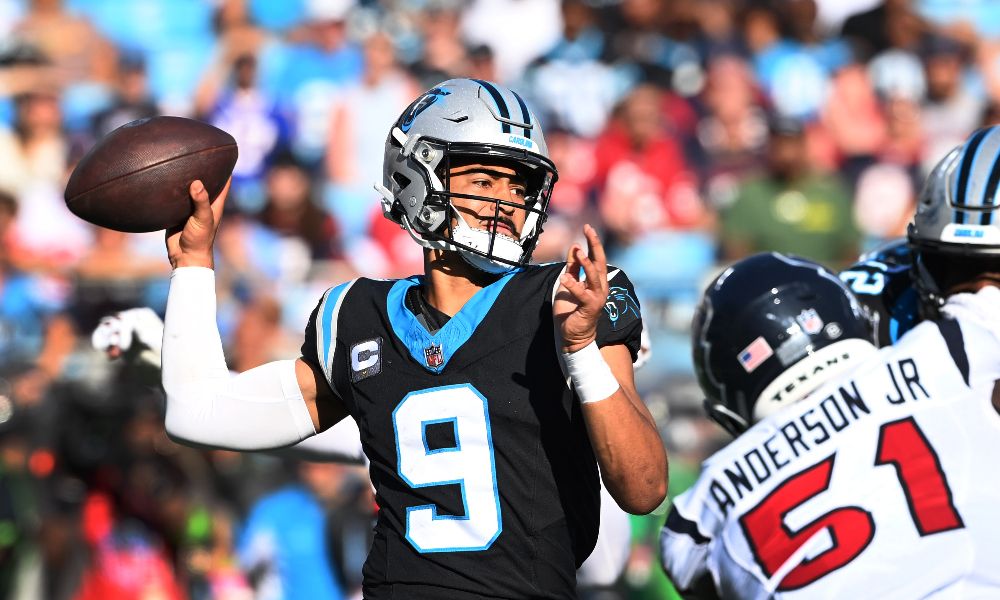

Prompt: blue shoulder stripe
xmin=317 ymin=280 xmax=358 ymax=384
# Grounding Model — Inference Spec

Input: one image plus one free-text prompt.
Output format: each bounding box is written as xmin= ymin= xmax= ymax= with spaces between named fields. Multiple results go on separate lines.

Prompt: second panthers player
xmin=836 ymin=145 xmax=981 ymax=348
xmin=158 ymin=79 xmax=667 ymax=599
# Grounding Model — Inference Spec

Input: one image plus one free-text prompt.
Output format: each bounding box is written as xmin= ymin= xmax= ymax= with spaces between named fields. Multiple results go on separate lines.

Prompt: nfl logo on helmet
xmin=796 ymin=309 xmax=824 ymax=335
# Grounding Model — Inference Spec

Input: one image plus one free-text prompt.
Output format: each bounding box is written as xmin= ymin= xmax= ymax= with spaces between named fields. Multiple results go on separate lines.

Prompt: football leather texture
xmin=65 ymin=116 xmax=238 ymax=233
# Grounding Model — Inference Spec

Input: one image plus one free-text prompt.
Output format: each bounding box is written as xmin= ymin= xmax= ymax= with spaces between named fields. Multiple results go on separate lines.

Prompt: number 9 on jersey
xmin=393 ymin=384 xmax=502 ymax=552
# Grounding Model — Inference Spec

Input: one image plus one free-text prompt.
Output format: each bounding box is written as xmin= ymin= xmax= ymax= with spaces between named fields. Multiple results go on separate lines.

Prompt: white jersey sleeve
xmin=661 ymin=287 xmax=1000 ymax=599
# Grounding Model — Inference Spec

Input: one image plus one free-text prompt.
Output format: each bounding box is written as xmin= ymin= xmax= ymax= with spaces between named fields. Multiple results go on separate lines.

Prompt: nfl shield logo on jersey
xmin=796 ymin=309 xmax=824 ymax=335
xmin=424 ymin=344 xmax=444 ymax=369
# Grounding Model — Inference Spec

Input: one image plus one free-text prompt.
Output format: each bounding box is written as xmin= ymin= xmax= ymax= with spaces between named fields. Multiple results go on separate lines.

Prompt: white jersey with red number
xmin=661 ymin=287 xmax=1000 ymax=599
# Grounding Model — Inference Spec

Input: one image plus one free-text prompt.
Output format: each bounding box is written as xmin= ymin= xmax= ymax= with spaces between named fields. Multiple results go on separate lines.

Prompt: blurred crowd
xmin=0 ymin=0 xmax=996 ymax=598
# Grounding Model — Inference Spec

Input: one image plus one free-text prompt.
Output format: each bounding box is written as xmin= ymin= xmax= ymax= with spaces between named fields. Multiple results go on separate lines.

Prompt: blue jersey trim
xmin=386 ymin=271 xmax=519 ymax=373
xmin=320 ymin=281 xmax=354 ymax=372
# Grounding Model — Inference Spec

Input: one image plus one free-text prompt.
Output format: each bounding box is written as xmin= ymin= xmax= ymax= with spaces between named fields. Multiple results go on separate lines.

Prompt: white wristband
xmin=564 ymin=341 xmax=620 ymax=404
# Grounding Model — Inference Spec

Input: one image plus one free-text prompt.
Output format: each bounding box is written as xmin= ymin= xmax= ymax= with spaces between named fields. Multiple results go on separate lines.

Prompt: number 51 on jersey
xmin=741 ymin=416 xmax=964 ymax=591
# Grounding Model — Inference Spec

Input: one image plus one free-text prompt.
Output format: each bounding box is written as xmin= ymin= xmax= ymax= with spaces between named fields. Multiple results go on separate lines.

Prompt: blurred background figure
xmin=239 ymin=463 xmax=346 ymax=600
xmin=721 ymin=116 xmax=858 ymax=266
xmin=208 ymin=53 xmax=286 ymax=214
xmin=920 ymin=33 xmax=982 ymax=172
xmin=324 ymin=29 xmax=418 ymax=241
xmin=0 ymin=0 xmax=997 ymax=598
xmin=408 ymin=0 xmax=469 ymax=90
xmin=0 ymin=90 xmax=66 ymax=197
xmin=594 ymin=84 xmax=707 ymax=251
xmin=90 ymin=52 xmax=157 ymax=140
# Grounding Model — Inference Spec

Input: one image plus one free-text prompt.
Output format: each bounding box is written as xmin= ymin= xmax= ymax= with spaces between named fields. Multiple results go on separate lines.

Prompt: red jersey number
xmin=739 ymin=455 xmax=874 ymax=591
xmin=739 ymin=418 xmax=963 ymax=590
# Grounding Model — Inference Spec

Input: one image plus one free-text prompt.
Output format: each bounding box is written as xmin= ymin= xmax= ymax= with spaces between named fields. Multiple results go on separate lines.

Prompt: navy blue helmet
xmin=693 ymin=253 xmax=877 ymax=436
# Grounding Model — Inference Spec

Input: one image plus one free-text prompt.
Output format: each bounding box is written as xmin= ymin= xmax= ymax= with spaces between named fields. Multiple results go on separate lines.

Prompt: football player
xmin=838 ymin=237 xmax=916 ymax=347
xmin=158 ymin=79 xmax=667 ymax=599
xmin=836 ymin=148 xmax=963 ymax=348
xmin=660 ymin=128 xmax=1000 ymax=598
xmin=93 ymin=308 xmax=644 ymax=589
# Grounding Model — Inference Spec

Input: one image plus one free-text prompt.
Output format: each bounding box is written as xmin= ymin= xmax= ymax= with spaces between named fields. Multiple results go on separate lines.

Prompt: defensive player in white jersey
xmin=659 ymin=129 xmax=1000 ymax=598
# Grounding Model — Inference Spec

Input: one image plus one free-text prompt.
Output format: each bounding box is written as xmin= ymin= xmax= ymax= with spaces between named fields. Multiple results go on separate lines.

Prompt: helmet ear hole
xmin=392 ymin=172 xmax=412 ymax=193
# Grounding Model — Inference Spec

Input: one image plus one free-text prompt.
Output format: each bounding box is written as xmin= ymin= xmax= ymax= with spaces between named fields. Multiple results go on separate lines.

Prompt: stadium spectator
xmin=523 ymin=0 xmax=631 ymax=139
xmin=817 ymin=63 xmax=887 ymax=176
xmin=13 ymin=0 xmax=116 ymax=85
xmin=460 ymin=0 xmax=562 ymax=83
xmin=920 ymin=33 xmax=983 ymax=172
xmin=752 ymin=0 xmax=850 ymax=121
xmin=466 ymin=43 xmax=498 ymax=83
xmin=209 ymin=54 xmax=286 ymax=214
xmin=91 ymin=53 xmax=158 ymax=140
xmin=721 ymin=116 xmax=858 ymax=265
xmin=274 ymin=0 xmax=363 ymax=165
xmin=195 ymin=0 xmax=273 ymax=116
xmin=594 ymin=84 xmax=707 ymax=248
xmin=261 ymin=153 xmax=338 ymax=260
xmin=0 ymin=90 xmax=66 ymax=197
xmin=407 ymin=0 xmax=469 ymax=90
xmin=690 ymin=54 xmax=768 ymax=210
xmin=841 ymin=0 xmax=926 ymax=60
xmin=238 ymin=461 xmax=349 ymax=600
xmin=324 ymin=30 xmax=418 ymax=239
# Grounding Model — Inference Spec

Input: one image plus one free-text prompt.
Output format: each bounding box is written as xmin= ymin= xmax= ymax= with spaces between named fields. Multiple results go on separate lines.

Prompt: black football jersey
xmin=839 ymin=240 xmax=919 ymax=347
xmin=301 ymin=263 xmax=643 ymax=599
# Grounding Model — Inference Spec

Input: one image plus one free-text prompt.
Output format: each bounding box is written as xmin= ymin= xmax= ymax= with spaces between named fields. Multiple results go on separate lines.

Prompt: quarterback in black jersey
xmin=158 ymin=79 xmax=667 ymax=600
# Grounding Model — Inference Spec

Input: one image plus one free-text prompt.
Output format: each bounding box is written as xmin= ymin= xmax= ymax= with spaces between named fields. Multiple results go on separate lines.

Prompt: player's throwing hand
xmin=555 ymin=224 xmax=610 ymax=353
xmin=166 ymin=177 xmax=231 ymax=270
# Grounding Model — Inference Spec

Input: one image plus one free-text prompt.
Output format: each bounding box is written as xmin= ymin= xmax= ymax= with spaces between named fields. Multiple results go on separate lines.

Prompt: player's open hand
xmin=554 ymin=225 xmax=609 ymax=353
xmin=166 ymin=177 xmax=230 ymax=270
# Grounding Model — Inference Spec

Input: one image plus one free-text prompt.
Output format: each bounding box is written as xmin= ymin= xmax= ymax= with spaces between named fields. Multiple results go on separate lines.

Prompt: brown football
xmin=65 ymin=116 xmax=238 ymax=233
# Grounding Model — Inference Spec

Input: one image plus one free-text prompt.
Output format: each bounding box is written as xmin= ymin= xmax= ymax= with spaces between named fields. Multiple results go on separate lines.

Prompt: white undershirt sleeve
xmin=162 ymin=267 xmax=317 ymax=451
xmin=271 ymin=418 xmax=365 ymax=464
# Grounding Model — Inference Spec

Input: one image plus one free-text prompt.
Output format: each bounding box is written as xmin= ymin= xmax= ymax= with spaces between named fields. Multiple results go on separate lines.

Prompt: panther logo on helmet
xmin=399 ymin=87 xmax=451 ymax=133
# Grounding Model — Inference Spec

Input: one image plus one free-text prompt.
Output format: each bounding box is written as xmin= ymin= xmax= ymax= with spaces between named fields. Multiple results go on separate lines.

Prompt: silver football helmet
xmin=909 ymin=125 xmax=1000 ymax=313
xmin=374 ymin=79 xmax=558 ymax=274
